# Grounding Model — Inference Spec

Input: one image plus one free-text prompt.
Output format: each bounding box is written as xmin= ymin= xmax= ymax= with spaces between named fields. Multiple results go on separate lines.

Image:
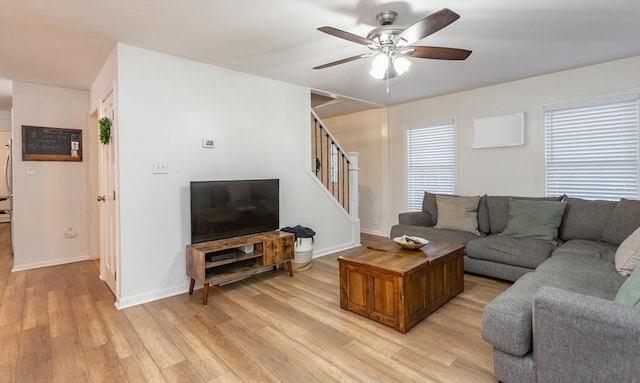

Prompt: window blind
xmin=407 ymin=122 xmax=455 ymax=211
xmin=544 ymin=97 xmax=639 ymax=201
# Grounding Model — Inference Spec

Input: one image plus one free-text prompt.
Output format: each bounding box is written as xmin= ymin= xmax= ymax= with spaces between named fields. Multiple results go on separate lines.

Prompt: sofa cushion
xmin=390 ymin=224 xmax=481 ymax=245
xmin=476 ymin=195 xmax=490 ymax=234
xmin=485 ymin=195 xmax=563 ymax=234
xmin=463 ymin=255 xmax=533 ymax=282
xmin=421 ymin=192 xmax=439 ymax=223
xmin=558 ymin=197 xmax=616 ymax=241
xmin=550 ymin=239 xmax=617 ymax=262
xmin=482 ymin=272 xmax=617 ymax=357
xmin=601 ymin=198 xmax=640 ymax=246
xmin=615 ymin=266 xmax=640 ymax=308
xmin=434 ymin=195 xmax=481 ymax=235
xmin=615 ymin=226 xmax=640 ymax=276
xmin=398 ymin=211 xmax=431 ymax=227
xmin=500 ymin=199 xmax=566 ymax=244
xmin=466 ymin=235 xmax=555 ymax=269
xmin=536 ymin=242 xmax=624 ymax=295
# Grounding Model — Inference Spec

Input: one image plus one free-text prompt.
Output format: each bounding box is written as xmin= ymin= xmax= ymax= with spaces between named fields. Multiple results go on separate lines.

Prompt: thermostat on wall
xmin=202 ymin=138 xmax=215 ymax=148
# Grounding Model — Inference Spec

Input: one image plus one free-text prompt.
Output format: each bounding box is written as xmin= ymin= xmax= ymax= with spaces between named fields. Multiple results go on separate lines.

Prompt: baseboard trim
xmin=116 ymin=282 xmax=189 ymax=310
xmin=12 ymin=254 xmax=92 ymax=272
xmin=313 ymin=242 xmax=359 ymax=258
xmin=361 ymin=228 xmax=388 ymax=237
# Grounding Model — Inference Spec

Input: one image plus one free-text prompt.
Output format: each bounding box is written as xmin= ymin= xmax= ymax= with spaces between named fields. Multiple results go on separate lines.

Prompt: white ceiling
xmin=1 ymin=0 xmax=639 ymax=117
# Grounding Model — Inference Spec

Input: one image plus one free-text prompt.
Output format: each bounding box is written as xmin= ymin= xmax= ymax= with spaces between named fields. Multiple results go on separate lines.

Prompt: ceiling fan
xmin=313 ymin=8 xmax=472 ymax=80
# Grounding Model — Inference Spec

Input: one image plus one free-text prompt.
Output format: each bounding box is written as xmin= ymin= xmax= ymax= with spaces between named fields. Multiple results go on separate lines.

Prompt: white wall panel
xmin=12 ymin=82 xmax=90 ymax=270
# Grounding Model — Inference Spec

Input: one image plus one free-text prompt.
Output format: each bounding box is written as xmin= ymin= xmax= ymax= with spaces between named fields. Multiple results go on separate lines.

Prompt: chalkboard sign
xmin=22 ymin=125 xmax=83 ymax=161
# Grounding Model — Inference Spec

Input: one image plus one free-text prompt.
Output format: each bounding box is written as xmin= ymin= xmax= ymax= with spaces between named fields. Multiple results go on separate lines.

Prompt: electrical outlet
xmin=65 ymin=226 xmax=77 ymax=238
xmin=153 ymin=161 xmax=168 ymax=174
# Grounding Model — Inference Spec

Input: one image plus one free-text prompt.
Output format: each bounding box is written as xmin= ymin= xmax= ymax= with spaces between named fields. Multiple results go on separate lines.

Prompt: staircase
xmin=311 ymin=110 xmax=351 ymax=211
xmin=310 ymin=109 xmax=360 ymax=245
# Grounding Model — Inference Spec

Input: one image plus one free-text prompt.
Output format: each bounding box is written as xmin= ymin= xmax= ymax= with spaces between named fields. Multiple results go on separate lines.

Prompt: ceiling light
xmin=369 ymin=53 xmax=412 ymax=79
xmin=369 ymin=54 xmax=390 ymax=79
xmin=393 ymin=56 xmax=411 ymax=75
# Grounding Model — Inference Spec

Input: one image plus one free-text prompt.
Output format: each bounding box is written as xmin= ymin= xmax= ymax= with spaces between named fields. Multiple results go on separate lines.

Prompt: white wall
xmin=12 ymin=82 xmax=91 ymax=270
xmin=324 ymin=108 xmax=388 ymax=236
xmin=114 ymin=44 xmax=354 ymax=308
xmin=326 ymin=56 xmax=640 ymax=236
xmin=90 ymin=47 xmax=117 ymax=110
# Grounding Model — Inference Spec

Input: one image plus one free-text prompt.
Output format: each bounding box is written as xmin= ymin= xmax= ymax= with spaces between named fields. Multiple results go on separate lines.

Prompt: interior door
xmin=99 ymin=88 xmax=118 ymax=296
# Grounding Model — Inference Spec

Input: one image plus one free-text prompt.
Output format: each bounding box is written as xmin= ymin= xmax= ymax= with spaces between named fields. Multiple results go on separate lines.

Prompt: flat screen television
xmin=190 ymin=179 xmax=279 ymax=244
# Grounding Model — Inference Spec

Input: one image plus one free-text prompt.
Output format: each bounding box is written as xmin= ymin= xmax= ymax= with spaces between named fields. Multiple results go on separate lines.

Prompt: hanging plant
xmin=99 ymin=117 xmax=111 ymax=145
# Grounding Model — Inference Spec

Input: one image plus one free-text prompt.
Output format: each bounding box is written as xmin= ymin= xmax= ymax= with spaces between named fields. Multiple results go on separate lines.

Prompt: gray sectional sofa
xmin=390 ymin=192 xmax=640 ymax=383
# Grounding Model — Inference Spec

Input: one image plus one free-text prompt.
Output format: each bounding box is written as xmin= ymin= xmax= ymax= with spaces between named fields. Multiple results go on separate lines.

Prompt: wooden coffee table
xmin=338 ymin=239 xmax=464 ymax=333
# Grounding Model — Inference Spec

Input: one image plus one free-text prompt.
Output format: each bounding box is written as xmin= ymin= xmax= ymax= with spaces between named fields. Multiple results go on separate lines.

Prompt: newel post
xmin=348 ymin=152 xmax=361 ymax=245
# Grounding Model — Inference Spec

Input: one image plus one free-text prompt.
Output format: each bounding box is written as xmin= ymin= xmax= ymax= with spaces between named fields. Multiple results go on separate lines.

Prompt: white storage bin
xmin=293 ymin=237 xmax=313 ymax=271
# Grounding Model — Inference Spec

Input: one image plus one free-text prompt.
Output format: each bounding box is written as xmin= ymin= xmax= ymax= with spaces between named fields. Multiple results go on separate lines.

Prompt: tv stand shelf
xmin=186 ymin=231 xmax=294 ymax=305
xmin=204 ymin=251 xmax=263 ymax=269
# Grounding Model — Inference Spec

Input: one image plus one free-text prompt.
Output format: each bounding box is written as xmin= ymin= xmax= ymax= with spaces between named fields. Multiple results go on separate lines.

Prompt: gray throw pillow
xmin=421 ymin=191 xmax=458 ymax=226
xmin=500 ymin=198 xmax=567 ymax=244
xmin=421 ymin=192 xmax=438 ymax=223
xmin=434 ymin=195 xmax=481 ymax=235
xmin=485 ymin=195 xmax=563 ymax=234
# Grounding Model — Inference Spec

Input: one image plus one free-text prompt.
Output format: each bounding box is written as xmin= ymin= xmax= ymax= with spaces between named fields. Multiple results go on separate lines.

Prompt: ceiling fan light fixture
xmin=393 ymin=56 xmax=411 ymax=75
xmin=369 ymin=53 xmax=411 ymax=79
xmin=369 ymin=53 xmax=390 ymax=79
xmin=316 ymin=8 xmax=471 ymax=82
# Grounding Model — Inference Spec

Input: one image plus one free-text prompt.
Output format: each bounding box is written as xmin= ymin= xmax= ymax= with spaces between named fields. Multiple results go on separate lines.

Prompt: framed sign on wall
xmin=22 ymin=125 xmax=82 ymax=161
xmin=472 ymin=112 xmax=524 ymax=149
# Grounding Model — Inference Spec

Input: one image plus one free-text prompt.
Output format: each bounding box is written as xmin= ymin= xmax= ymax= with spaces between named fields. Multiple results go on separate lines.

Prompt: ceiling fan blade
xmin=318 ymin=26 xmax=377 ymax=46
xmin=398 ymin=8 xmax=460 ymax=45
xmin=313 ymin=54 xmax=367 ymax=70
xmin=402 ymin=46 xmax=472 ymax=60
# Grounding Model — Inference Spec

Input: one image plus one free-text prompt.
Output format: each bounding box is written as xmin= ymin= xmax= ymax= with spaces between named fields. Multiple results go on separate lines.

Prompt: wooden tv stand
xmin=186 ymin=231 xmax=294 ymax=305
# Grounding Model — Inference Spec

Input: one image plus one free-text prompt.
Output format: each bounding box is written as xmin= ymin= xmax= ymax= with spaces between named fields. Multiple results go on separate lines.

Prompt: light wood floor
xmin=0 ymin=226 xmax=510 ymax=382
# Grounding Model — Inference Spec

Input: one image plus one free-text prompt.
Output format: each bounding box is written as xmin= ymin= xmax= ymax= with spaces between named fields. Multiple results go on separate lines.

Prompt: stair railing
xmin=311 ymin=110 xmax=351 ymax=213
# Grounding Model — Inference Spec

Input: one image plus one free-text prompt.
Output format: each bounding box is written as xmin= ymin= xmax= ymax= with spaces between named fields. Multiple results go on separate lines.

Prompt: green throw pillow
xmin=500 ymin=198 xmax=567 ymax=244
xmin=615 ymin=267 xmax=640 ymax=308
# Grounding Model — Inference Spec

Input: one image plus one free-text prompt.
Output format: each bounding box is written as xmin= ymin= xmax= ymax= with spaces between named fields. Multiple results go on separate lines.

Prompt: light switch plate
xmin=153 ymin=161 xmax=168 ymax=174
xmin=202 ymin=138 xmax=215 ymax=148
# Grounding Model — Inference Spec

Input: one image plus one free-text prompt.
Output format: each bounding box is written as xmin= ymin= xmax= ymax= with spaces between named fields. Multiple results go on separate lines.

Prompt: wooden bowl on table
xmin=393 ymin=235 xmax=429 ymax=250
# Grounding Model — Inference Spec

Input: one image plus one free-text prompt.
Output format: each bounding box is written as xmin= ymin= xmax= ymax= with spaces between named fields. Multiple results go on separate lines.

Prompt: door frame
xmin=96 ymin=83 xmax=121 ymax=305
xmin=88 ymin=111 xmax=100 ymax=261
